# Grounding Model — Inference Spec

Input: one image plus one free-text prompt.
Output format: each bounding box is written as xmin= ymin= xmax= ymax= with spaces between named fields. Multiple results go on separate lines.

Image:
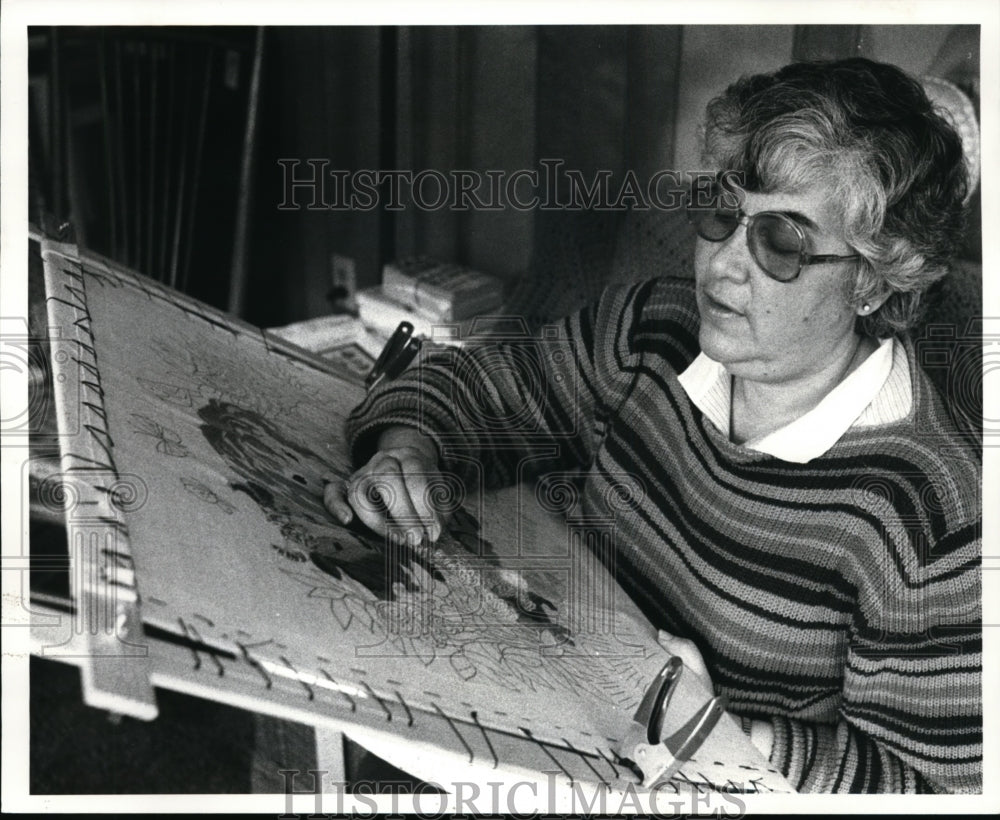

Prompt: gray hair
xmin=701 ymin=58 xmax=970 ymax=337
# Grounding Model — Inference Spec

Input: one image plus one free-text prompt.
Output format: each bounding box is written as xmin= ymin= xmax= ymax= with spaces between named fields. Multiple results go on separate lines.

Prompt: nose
xmin=699 ymin=221 xmax=755 ymax=284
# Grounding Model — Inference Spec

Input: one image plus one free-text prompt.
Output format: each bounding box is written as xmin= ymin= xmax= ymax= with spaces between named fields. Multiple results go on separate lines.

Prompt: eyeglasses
xmin=686 ymin=189 xmax=860 ymax=282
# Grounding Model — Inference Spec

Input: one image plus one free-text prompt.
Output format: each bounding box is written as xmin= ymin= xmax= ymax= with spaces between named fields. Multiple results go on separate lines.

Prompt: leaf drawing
xmin=137 ymin=377 xmax=193 ymax=407
xmin=128 ymin=412 xmax=164 ymax=436
xmin=156 ymin=436 xmax=190 ymax=458
xmin=179 ymin=476 xmax=236 ymax=513
xmin=129 ymin=413 xmax=190 ymax=458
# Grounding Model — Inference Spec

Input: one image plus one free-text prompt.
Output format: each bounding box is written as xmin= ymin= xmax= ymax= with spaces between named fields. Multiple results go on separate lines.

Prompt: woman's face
xmin=693 ymin=183 xmax=864 ymax=385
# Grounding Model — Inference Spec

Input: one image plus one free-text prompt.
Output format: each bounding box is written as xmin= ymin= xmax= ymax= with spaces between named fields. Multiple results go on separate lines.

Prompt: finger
xmin=657 ymin=631 xmax=709 ymax=679
xmin=322 ymin=478 xmax=354 ymax=525
xmin=345 ymin=471 xmax=391 ymax=538
xmin=369 ymin=454 xmax=435 ymax=542
xmin=656 ymin=628 xmax=679 ymax=655
xmin=397 ymin=457 xmax=442 ymax=541
xmin=352 ymin=465 xmax=423 ymax=544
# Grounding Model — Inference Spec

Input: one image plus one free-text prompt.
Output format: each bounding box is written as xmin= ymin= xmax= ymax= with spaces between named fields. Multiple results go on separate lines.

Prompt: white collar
xmin=677 ymin=337 xmax=909 ymax=463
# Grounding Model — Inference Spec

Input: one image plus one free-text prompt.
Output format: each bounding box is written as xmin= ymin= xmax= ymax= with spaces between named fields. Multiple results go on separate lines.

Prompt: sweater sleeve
xmin=766 ymin=516 xmax=982 ymax=794
xmin=343 ymin=278 xmax=673 ymax=487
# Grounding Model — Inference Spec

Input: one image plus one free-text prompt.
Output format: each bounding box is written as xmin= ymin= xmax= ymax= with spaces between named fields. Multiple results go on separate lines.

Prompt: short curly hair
xmin=701 ymin=58 xmax=970 ymax=337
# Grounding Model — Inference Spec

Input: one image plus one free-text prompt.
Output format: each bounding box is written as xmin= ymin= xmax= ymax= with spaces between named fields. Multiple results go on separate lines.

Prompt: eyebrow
xmin=777 ymin=210 xmax=820 ymax=232
xmin=720 ymin=181 xmax=827 ymax=234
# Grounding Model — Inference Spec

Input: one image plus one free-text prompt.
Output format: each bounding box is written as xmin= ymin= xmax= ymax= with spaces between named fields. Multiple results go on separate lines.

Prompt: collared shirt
xmin=677 ymin=337 xmax=912 ymax=463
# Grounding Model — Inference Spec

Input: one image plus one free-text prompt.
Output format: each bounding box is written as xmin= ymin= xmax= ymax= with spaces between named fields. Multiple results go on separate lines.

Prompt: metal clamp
xmin=616 ymin=656 xmax=728 ymax=788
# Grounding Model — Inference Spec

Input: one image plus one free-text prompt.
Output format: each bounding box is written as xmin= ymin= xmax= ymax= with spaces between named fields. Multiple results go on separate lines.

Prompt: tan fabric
xmin=42 ymin=240 xmax=793 ymax=795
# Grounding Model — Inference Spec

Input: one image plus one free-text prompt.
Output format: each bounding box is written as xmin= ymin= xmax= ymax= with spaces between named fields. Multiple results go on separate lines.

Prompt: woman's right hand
xmin=324 ymin=426 xmax=447 ymax=543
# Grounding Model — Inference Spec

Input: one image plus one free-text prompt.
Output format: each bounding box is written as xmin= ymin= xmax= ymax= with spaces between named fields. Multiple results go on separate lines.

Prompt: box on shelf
xmin=381 ymin=256 xmax=504 ymax=321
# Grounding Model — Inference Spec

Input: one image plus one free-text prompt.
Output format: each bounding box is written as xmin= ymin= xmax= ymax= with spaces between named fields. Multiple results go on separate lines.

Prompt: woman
xmin=325 ymin=58 xmax=981 ymax=794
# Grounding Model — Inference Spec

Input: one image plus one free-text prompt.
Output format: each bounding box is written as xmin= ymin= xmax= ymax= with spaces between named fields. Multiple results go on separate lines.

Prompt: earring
xmin=861 ymin=303 xmax=871 ymax=313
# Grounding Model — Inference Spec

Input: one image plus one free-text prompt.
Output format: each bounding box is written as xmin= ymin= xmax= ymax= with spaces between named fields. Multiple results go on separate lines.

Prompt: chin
xmin=698 ymin=325 xmax=744 ymax=367
xmin=697 ymin=329 xmax=773 ymax=382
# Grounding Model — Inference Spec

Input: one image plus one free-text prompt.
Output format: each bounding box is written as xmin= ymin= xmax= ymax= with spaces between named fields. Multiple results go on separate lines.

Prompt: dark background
xmin=28 ymin=24 xmax=980 ymax=330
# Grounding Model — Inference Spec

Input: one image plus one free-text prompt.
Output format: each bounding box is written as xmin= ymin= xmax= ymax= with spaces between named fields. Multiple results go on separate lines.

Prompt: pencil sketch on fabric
xmin=40 ymin=238 xmax=792 ymax=794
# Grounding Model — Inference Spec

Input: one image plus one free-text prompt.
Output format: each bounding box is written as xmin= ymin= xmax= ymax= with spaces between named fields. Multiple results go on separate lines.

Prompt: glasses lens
xmin=748 ymin=213 xmax=803 ymax=281
xmin=687 ymin=181 xmax=741 ymax=241
xmin=690 ymin=208 xmax=740 ymax=241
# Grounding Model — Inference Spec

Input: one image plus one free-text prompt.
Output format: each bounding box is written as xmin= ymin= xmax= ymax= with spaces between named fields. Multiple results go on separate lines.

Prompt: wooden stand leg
xmin=314 ymin=727 xmax=347 ymax=789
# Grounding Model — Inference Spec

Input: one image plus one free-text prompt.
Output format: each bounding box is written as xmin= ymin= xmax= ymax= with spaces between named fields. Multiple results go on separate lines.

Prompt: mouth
xmin=701 ymin=290 xmax=744 ymax=319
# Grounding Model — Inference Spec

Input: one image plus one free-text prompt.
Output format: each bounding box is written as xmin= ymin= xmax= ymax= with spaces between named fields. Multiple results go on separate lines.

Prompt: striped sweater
xmin=345 ymin=277 xmax=982 ymax=794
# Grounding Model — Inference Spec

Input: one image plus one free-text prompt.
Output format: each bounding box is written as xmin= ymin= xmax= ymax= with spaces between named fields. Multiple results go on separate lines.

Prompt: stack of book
xmin=356 ymin=256 xmax=505 ymax=340
xmin=382 ymin=257 xmax=505 ymax=320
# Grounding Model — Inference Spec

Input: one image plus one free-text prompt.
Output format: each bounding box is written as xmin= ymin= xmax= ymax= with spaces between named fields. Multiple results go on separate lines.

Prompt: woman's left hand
xmin=656 ymin=629 xmax=715 ymax=696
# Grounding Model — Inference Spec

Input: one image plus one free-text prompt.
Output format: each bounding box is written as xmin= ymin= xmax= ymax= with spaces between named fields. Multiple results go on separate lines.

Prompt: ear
xmin=855 ymin=293 xmax=890 ymax=317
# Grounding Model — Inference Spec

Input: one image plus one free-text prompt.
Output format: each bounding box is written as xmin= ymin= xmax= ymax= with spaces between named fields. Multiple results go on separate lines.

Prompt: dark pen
xmin=365 ymin=321 xmax=423 ymax=392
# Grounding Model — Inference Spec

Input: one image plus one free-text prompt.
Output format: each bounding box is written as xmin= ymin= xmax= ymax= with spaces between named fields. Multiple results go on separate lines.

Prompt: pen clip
xmin=366 ymin=321 xmax=414 ymax=390
xmin=384 ymin=335 xmax=422 ymax=381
